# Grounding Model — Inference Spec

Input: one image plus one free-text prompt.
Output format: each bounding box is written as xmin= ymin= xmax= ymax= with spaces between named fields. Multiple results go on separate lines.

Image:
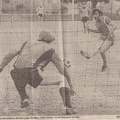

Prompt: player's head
xmin=82 ymin=2 xmax=87 ymax=9
xmin=38 ymin=31 xmax=55 ymax=44
xmin=83 ymin=4 xmax=86 ymax=9
xmin=92 ymin=8 xmax=103 ymax=20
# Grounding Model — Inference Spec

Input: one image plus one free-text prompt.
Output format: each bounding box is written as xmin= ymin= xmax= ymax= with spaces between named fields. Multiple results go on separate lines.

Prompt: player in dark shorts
xmin=79 ymin=2 xmax=91 ymax=33
xmin=36 ymin=5 xmax=44 ymax=20
xmin=0 ymin=31 xmax=77 ymax=115
xmin=82 ymin=16 xmax=88 ymax=22
xmin=38 ymin=13 xmax=42 ymax=17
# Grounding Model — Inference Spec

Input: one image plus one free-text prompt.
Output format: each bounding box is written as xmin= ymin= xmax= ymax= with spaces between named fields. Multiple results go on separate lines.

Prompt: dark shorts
xmin=38 ymin=13 xmax=42 ymax=17
xmin=82 ymin=16 xmax=88 ymax=22
xmin=10 ymin=68 xmax=43 ymax=88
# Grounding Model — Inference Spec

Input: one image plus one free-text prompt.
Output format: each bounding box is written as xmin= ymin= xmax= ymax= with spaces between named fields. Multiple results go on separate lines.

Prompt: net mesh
xmin=0 ymin=0 xmax=120 ymax=116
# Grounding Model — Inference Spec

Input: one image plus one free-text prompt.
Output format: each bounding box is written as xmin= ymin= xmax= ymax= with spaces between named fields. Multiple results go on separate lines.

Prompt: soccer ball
xmin=63 ymin=59 xmax=71 ymax=68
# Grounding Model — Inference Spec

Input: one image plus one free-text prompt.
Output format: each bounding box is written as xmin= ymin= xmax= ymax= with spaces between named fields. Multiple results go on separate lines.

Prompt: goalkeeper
xmin=85 ymin=9 xmax=117 ymax=72
xmin=0 ymin=31 xmax=77 ymax=115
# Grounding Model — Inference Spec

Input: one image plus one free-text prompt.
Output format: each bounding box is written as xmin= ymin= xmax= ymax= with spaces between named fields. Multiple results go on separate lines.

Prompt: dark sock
xmin=100 ymin=53 xmax=107 ymax=67
xmin=15 ymin=85 xmax=29 ymax=101
xmin=59 ymin=87 xmax=72 ymax=108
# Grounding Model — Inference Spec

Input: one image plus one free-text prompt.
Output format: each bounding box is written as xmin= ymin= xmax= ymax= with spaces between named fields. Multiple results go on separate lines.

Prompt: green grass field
xmin=0 ymin=20 xmax=120 ymax=116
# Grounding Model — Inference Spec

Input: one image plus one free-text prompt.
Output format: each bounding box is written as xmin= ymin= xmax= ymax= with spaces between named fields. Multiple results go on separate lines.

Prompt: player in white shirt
xmin=78 ymin=2 xmax=91 ymax=33
xmin=36 ymin=5 xmax=45 ymax=20
xmin=116 ymin=5 xmax=120 ymax=16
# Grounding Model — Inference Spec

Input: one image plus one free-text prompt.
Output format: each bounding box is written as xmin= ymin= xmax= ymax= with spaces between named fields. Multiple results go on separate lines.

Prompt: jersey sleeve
xmin=0 ymin=41 xmax=27 ymax=69
xmin=0 ymin=51 xmax=20 ymax=69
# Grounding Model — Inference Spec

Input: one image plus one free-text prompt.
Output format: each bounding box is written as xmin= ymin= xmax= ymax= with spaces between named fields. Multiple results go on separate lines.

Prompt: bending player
xmin=78 ymin=2 xmax=91 ymax=33
xmin=0 ymin=31 xmax=77 ymax=115
xmin=81 ymin=9 xmax=117 ymax=72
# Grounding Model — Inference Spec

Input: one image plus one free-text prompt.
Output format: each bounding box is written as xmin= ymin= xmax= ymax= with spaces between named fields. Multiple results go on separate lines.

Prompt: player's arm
xmin=108 ymin=21 xmax=117 ymax=34
xmin=0 ymin=51 xmax=20 ymax=72
xmin=109 ymin=21 xmax=117 ymax=35
xmin=105 ymin=17 xmax=117 ymax=40
xmin=33 ymin=48 xmax=55 ymax=71
xmin=0 ymin=42 xmax=26 ymax=72
xmin=36 ymin=7 xmax=39 ymax=13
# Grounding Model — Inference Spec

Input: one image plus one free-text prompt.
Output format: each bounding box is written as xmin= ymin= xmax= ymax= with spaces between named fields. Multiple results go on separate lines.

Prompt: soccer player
xmin=36 ymin=4 xmax=45 ymax=20
xmin=0 ymin=31 xmax=77 ymax=115
xmin=78 ymin=2 xmax=91 ymax=33
xmin=86 ymin=9 xmax=117 ymax=72
xmin=116 ymin=6 xmax=120 ymax=16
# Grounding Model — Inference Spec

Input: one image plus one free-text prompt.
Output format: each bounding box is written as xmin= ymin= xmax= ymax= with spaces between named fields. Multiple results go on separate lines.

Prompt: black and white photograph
xmin=0 ymin=0 xmax=120 ymax=119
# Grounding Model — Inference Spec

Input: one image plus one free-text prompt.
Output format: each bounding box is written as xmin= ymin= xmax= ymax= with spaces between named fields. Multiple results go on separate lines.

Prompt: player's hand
xmin=0 ymin=67 xmax=3 ymax=73
xmin=40 ymin=67 xmax=44 ymax=72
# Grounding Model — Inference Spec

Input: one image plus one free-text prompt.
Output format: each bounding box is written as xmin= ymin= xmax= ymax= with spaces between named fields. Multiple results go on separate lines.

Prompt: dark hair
xmin=92 ymin=9 xmax=103 ymax=16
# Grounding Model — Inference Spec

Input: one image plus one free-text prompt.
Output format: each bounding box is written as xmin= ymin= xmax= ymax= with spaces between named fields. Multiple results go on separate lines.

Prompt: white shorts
xmin=85 ymin=40 xmax=103 ymax=55
xmin=87 ymin=39 xmax=113 ymax=55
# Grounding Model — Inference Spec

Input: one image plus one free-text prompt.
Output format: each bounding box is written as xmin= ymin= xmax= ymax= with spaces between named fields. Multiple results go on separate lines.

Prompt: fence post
xmin=72 ymin=0 xmax=74 ymax=21
xmin=111 ymin=0 xmax=113 ymax=19
xmin=0 ymin=0 xmax=2 ymax=13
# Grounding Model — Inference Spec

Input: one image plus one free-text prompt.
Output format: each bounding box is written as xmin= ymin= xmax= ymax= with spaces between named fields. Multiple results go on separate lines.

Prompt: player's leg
xmin=85 ymin=17 xmax=89 ymax=33
xmin=40 ymin=13 xmax=43 ymax=20
xmin=59 ymin=76 xmax=72 ymax=106
xmin=82 ymin=17 xmax=85 ymax=33
xmin=35 ymin=51 xmax=76 ymax=114
xmin=100 ymin=40 xmax=113 ymax=72
xmin=33 ymin=48 xmax=55 ymax=70
xmin=83 ymin=21 xmax=86 ymax=33
xmin=10 ymin=69 xmax=29 ymax=108
xmin=38 ymin=13 xmax=42 ymax=21
xmin=58 ymin=75 xmax=77 ymax=115
xmin=84 ymin=17 xmax=87 ymax=32
xmin=37 ymin=13 xmax=40 ymax=21
xmin=46 ymin=74 xmax=71 ymax=107
xmin=80 ymin=40 xmax=103 ymax=59
xmin=15 ymin=85 xmax=29 ymax=109
xmin=34 ymin=50 xmax=76 ymax=114
xmin=82 ymin=17 xmax=88 ymax=33
xmin=83 ymin=22 xmax=86 ymax=33
xmin=51 ymin=52 xmax=77 ymax=114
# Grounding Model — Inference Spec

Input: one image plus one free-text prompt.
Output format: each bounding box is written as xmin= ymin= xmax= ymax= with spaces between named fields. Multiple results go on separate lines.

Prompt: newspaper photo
xmin=0 ymin=0 xmax=120 ymax=120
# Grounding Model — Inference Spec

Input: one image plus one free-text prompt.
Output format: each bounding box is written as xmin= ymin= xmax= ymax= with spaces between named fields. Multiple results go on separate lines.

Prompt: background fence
xmin=0 ymin=0 xmax=120 ymax=21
